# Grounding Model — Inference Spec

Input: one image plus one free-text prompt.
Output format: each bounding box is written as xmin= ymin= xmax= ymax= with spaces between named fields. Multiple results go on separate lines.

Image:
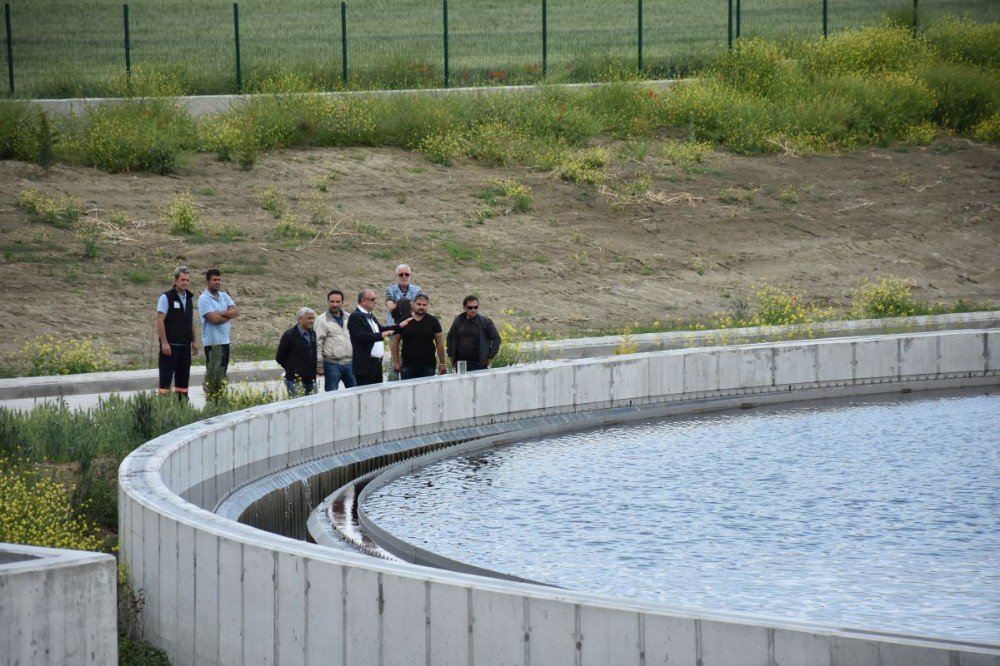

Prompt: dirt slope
xmin=0 ymin=137 xmax=997 ymax=369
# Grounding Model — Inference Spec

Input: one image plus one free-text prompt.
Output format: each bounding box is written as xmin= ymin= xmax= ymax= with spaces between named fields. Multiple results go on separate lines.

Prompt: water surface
xmin=363 ymin=392 xmax=1000 ymax=642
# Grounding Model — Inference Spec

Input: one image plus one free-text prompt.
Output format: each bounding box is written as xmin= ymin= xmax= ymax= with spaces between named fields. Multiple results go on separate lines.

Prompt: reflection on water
xmin=363 ymin=392 xmax=1000 ymax=642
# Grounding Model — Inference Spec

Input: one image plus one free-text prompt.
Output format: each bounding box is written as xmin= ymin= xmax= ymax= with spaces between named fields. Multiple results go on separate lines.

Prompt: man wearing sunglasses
xmin=446 ymin=295 xmax=502 ymax=372
xmin=384 ymin=263 xmax=423 ymax=326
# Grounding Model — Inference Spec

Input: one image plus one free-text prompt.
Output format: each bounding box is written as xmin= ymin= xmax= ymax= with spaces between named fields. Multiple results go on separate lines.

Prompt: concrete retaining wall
xmin=3 ymin=311 xmax=997 ymax=401
xmin=0 ymin=543 xmax=117 ymax=665
xmin=118 ymin=329 xmax=1000 ymax=665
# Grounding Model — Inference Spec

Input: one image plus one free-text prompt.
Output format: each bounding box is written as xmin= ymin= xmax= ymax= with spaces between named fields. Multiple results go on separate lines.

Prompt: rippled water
xmin=363 ymin=392 xmax=1000 ymax=642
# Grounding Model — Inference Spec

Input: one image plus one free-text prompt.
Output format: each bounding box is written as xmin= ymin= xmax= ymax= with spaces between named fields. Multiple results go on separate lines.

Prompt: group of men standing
xmin=156 ymin=263 xmax=502 ymax=399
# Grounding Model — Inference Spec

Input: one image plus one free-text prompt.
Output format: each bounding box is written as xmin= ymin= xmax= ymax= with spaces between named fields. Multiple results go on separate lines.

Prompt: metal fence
xmin=2 ymin=0 xmax=997 ymax=98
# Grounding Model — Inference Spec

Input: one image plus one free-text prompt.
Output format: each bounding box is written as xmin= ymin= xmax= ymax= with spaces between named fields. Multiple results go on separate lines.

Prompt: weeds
xmin=259 ymin=187 xmax=286 ymax=218
xmin=22 ymin=335 xmax=114 ymax=376
xmin=851 ymin=275 xmax=920 ymax=318
xmin=0 ymin=458 xmax=106 ymax=552
xmin=165 ymin=192 xmax=199 ymax=234
xmin=475 ymin=178 xmax=533 ymax=213
xmin=16 ymin=189 xmax=83 ymax=229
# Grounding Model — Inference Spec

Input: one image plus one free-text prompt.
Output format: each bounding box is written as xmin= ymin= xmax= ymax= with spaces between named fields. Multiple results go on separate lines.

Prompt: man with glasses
xmin=348 ymin=288 xmax=406 ymax=385
xmin=384 ymin=263 xmax=423 ymax=326
xmin=446 ymin=295 xmax=502 ymax=372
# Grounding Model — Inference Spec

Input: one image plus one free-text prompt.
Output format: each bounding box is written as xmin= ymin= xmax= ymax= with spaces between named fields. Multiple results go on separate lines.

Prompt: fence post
xmin=637 ymin=0 xmax=643 ymax=72
xmin=4 ymin=3 xmax=13 ymax=94
xmin=442 ymin=0 xmax=449 ymax=88
xmin=233 ymin=2 xmax=242 ymax=92
xmin=727 ymin=0 xmax=733 ymax=49
xmin=341 ymin=1 xmax=347 ymax=85
xmin=542 ymin=0 xmax=547 ymax=78
xmin=123 ymin=4 xmax=131 ymax=83
xmin=912 ymin=0 xmax=918 ymax=34
xmin=736 ymin=0 xmax=741 ymax=39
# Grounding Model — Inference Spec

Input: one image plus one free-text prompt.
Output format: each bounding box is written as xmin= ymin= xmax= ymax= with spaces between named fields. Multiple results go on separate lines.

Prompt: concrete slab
xmin=428 ymin=583 xmax=470 ymax=666
xmin=580 ymin=606 xmax=641 ymax=666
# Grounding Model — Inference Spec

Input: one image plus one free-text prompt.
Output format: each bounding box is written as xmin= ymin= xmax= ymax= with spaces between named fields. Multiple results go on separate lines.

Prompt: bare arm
xmin=156 ymin=312 xmax=170 ymax=356
xmin=435 ymin=332 xmax=447 ymax=374
xmin=391 ymin=334 xmax=402 ymax=372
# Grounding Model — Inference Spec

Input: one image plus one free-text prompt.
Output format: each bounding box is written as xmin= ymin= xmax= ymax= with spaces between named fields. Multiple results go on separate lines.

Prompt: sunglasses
xmin=466 ymin=305 xmax=479 ymax=310
xmin=397 ymin=272 xmax=410 ymax=277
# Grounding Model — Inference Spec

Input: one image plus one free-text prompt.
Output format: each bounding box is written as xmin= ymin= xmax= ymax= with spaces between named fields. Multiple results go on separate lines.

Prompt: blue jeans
xmin=401 ymin=365 xmax=436 ymax=380
xmin=322 ymin=360 xmax=357 ymax=392
xmin=284 ymin=379 xmax=316 ymax=397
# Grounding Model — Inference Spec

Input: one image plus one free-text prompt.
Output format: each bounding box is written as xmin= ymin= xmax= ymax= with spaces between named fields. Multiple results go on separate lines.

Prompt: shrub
xmin=165 ymin=192 xmax=199 ymax=234
xmin=971 ymin=110 xmax=1000 ymax=143
xmin=105 ymin=65 xmax=189 ymax=98
xmin=69 ymin=100 xmax=196 ymax=174
xmin=417 ymin=130 xmax=467 ymax=165
xmin=712 ymin=38 xmax=805 ymax=98
xmin=22 ymin=335 xmax=113 ymax=376
xmin=851 ymin=275 xmax=921 ymax=318
xmin=0 ymin=459 xmax=105 ymax=552
xmin=797 ymin=23 xmax=929 ymax=75
xmin=558 ymin=146 xmax=610 ymax=184
xmin=924 ymin=17 xmax=1000 ymax=69
xmin=919 ymin=62 xmax=999 ymax=132
xmin=492 ymin=322 xmax=544 ymax=367
xmin=15 ymin=188 xmax=83 ymax=229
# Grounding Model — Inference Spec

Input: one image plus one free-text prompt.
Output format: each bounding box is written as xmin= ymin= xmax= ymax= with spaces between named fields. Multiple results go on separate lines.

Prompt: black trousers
xmin=158 ymin=344 xmax=191 ymax=392
xmin=355 ymin=361 xmax=383 ymax=386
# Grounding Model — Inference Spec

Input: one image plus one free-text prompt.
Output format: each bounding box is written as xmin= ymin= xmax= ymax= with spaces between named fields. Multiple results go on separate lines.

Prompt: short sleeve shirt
xmin=398 ymin=314 xmax=441 ymax=368
xmin=157 ymin=291 xmax=191 ymax=315
xmin=198 ymin=290 xmax=235 ymax=346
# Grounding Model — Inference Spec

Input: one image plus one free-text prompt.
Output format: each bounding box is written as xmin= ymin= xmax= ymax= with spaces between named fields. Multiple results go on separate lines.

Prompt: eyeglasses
xmin=397 ymin=272 xmax=410 ymax=277
xmin=466 ymin=305 xmax=479 ymax=310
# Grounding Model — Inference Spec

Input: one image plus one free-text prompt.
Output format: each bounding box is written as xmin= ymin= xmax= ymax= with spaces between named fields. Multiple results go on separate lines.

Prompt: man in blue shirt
xmin=198 ymin=268 xmax=239 ymax=394
xmin=384 ymin=263 xmax=423 ymax=326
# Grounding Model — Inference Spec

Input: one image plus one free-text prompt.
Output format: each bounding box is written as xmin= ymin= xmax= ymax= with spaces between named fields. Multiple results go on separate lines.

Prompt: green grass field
xmin=4 ymin=0 xmax=998 ymax=97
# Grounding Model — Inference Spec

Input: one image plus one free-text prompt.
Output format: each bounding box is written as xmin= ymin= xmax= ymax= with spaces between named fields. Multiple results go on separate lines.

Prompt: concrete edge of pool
xmin=118 ymin=328 xmax=1000 ymax=665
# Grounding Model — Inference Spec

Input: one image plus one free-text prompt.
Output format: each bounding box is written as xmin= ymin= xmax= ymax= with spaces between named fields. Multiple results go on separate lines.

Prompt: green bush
xmin=797 ymin=22 xmax=929 ymax=75
xmin=919 ymin=62 xmax=999 ymax=132
xmin=15 ymin=189 xmax=83 ymax=229
xmin=22 ymin=335 xmax=113 ymax=376
xmin=851 ymin=275 xmax=922 ymax=318
xmin=0 ymin=459 xmax=106 ymax=552
xmin=924 ymin=17 xmax=1000 ymax=68
xmin=165 ymin=192 xmax=199 ymax=234
xmin=105 ymin=65 xmax=189 ymax=98
xmin=971 ymin=110 xmax=1000 ymax=143
xmin=68 ymin=100 xmax=196 ymax=174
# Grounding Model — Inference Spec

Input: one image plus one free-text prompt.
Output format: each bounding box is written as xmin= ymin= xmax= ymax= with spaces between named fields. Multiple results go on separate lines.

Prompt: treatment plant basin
xmin=119 ymin=324 xmax=1000 ymax=665
xmin=357 ymin=388 xmax=1000 ymax=644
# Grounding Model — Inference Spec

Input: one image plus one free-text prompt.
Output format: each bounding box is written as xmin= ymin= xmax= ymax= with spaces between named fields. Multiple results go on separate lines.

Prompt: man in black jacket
xmin=446 ymin=295 xmax=502 ymax=371
xmin=276 ymin=307 xmax=318 ymax=397
xmin=348 ymin=289 xmax=403 ymax=386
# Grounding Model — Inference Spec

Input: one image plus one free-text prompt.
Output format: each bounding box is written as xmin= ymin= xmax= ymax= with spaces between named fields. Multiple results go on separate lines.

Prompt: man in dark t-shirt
xmin=391 ymin=293 xmax=447 ymax=380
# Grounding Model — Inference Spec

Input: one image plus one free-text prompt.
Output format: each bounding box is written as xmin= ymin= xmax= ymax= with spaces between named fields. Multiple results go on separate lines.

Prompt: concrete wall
xmin=3 ymin=311 xmax=997 ymax=401
xmin=118 ymin=330 xmax=1000 ymax=666
xmin=0 ymin=543 xmax=117 ymax=665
